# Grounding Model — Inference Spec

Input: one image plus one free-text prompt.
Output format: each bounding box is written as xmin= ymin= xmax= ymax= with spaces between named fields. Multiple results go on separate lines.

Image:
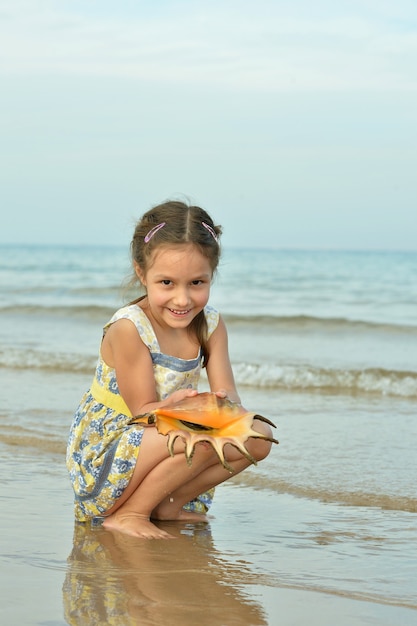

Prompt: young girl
xmin=66 ymin=200 xmax=273 ymax=539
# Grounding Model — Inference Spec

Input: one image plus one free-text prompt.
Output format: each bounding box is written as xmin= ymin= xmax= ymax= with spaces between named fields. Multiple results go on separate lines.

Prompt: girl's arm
xmin=205 ymin=315 xmax=241 ymax=404
xmin=101 ymin=319 xmax=197 ymax=416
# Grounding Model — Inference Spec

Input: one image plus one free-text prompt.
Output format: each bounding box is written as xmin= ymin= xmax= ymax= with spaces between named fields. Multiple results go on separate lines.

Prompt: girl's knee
xmin=249 ymin=419 xmax=274 ymax=462
xmin=250 ymin=436 xmax=272 ymax=462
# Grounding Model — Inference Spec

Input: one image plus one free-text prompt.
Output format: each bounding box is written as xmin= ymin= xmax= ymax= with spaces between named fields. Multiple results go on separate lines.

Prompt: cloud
xmin=1 ymin=0 xmax=416 ymax=250
xmin=1 ymin=0 xmax=416 ymax=92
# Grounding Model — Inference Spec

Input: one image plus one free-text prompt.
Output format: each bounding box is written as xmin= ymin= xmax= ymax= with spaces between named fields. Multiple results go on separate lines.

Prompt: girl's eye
xmin=191 ymin=280 xmax=203 ymax=285
xmin=161 ymin=280 xmax=172 ymax=286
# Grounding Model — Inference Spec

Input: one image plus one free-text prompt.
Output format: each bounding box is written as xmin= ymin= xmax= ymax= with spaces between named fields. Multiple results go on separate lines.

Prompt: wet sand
xmin=1 ymin=445 xmax=416 ymax=626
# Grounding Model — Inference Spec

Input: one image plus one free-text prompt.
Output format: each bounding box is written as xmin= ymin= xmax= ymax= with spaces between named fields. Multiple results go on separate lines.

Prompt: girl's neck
xmin=139 ymin=299 xmax=199 ymax=360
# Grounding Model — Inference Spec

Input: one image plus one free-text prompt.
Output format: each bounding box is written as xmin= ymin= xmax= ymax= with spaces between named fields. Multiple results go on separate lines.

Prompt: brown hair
xmin=130 ymin=200 xmax=222 ymax=367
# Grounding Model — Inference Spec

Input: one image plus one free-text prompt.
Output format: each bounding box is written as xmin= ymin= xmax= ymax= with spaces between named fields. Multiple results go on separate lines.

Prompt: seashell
xmin=132 ymin=392 xmax=278 ymax=472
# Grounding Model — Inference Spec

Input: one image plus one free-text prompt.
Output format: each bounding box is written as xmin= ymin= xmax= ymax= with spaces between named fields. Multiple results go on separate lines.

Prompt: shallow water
xmin=1 ymin=445 xmax=416 ymax=625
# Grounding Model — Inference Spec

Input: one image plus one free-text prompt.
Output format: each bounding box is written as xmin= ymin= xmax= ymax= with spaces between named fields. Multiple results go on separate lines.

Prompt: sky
xmin=1 ymin=0 xmax=416 ymax=250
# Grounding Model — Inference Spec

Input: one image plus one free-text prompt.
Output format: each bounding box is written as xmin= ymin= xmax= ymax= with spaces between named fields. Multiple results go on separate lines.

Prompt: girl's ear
xmin=134 ymin=262 xmax=146 ymax=286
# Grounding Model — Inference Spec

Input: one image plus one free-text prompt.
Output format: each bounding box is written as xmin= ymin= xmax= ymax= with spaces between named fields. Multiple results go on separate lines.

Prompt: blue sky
xmin=1 ymin=0 xmax=416 ymax=250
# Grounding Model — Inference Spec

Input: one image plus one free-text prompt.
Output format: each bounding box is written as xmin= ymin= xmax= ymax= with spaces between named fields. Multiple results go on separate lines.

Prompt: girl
xmin=66 ymin=200 xmax=273 ymax=539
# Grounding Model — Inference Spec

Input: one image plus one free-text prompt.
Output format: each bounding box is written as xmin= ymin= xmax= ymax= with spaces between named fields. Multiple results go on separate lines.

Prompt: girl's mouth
xmin=169 ymin=308 xmax=191 ymax=316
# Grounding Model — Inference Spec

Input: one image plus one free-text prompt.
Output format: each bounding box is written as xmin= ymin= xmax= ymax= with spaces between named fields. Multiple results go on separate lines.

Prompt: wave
xmin=234 ymin=362 xmax=417 ymax=398
xmin=0 ymin=348 xmax=97 ymax=374
xmin=230 ymin=473 xmax=417 ymax=514
xmin=0 ymin=425 xmax=66 ymax=456
xmin=224 ymin=313 xmax=417 ymax=335
xmin=1 ymin=346 xmax=416 ymax=398
xmin=0 ymin=304 xmax=115 ymax=321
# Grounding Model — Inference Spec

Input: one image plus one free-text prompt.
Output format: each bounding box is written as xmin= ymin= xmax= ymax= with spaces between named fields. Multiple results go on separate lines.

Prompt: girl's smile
xmin=169 ymin=308 xmax=191 ymax=316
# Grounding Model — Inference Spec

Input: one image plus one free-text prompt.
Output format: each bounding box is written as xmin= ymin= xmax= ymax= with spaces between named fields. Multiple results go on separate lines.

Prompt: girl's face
xmin=136 ymin=244 xmax=213 ymax=329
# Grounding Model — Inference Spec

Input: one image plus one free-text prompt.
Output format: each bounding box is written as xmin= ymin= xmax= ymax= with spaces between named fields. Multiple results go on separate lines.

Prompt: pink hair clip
xmin=144 ymin=222 xmax=166 ymax=243
xmin=202 ymin=221 xmax=219 ymax=243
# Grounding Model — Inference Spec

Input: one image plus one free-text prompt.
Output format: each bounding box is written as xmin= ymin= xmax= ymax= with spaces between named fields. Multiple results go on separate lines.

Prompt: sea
xmin=1 ymin=243 xmax=416 ymax=621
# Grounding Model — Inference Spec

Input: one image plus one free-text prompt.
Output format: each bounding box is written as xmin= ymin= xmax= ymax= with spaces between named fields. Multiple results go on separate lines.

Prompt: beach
xmin=1 ymin=244 xmax=416 ymax=625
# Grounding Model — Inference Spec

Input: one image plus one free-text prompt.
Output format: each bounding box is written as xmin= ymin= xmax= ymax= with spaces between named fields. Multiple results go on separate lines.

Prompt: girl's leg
xmin=103 ymin=430 xmax=219 ymax=539
xmin=103 ymin=419 xmax=272 ymax=539
xmin=153 ymin=419 xmax=272 ymax=520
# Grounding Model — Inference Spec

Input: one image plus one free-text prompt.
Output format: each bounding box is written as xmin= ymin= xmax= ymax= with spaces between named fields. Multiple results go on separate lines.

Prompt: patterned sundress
xmin=66 ymin=303 xmax=219 ymax=522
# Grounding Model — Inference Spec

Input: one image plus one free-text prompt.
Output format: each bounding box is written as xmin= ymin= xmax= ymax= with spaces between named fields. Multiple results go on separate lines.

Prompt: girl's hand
xmin=165 ymin=388 xmax=199 ymax=405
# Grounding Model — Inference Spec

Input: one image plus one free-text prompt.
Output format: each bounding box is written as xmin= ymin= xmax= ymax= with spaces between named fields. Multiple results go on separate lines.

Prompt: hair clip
xmin=202 ymin=221 xmax=219 ymax=243
xmin=144 ymin=222 xmax=166 ymax=243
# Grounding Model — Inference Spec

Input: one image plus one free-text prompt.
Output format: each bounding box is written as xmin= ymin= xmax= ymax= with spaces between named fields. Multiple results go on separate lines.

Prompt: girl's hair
xmin=129 ymin=200 xmax=222 ymax=367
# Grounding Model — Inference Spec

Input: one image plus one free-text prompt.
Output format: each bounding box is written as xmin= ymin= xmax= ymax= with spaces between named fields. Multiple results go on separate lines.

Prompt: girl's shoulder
xmin=104 ymin=304 xmax=157 ymax=349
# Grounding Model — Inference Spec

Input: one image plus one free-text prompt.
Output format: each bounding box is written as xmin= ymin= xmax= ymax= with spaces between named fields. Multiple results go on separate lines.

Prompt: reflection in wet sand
xmin=63 ymin=521 xmax=268 ymax=625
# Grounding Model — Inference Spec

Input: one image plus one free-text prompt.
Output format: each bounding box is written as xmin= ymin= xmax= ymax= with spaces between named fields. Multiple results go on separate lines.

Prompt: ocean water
xmin=1 ymin=243 xmax=416 ymax=615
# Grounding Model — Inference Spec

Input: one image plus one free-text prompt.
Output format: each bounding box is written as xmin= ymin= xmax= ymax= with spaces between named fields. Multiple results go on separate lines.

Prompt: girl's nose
xmin=172 ymin=287 xmax=190 ymax=307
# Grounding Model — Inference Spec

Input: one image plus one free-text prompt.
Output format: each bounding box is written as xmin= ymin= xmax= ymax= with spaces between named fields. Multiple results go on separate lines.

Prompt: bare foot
xmin=102 ymin=512 xmax=175 ymax=539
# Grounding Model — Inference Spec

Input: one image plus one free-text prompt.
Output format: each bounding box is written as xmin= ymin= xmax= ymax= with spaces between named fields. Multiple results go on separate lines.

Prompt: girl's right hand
xmin=164 ymin=388 xmax=199 ymax=406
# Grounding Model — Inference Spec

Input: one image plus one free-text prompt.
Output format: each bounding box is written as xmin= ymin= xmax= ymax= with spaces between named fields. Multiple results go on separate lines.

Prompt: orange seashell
xmin=132 ymin=392 xmax=278 ymax=472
